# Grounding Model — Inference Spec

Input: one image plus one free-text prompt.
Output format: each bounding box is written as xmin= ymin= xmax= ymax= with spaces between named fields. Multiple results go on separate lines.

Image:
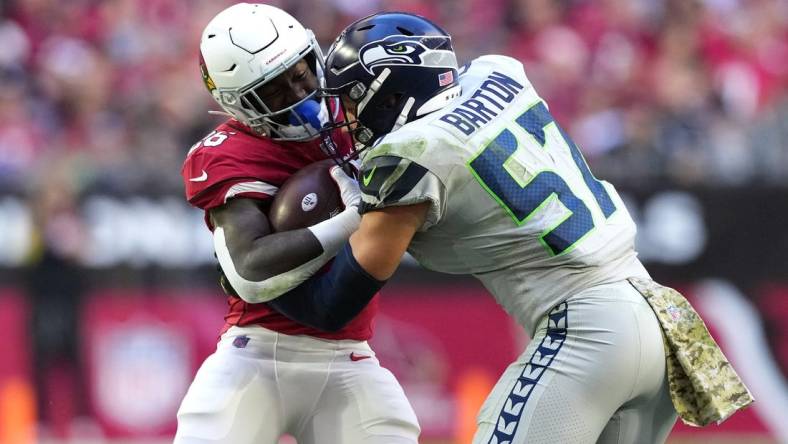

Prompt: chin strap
xmin=289 ymin=98 xmax=323 ymax=129
xmin=271 ymin=98 xmax=330 ymax=140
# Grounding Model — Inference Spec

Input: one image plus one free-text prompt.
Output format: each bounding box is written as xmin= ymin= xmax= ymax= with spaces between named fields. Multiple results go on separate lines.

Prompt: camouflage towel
xmin=628 ymin=277 xmax=754 ymax=427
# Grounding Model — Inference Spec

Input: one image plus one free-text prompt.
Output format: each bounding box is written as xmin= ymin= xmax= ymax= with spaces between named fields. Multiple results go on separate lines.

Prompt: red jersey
xmin=181 ymin=119 xmax=377 ymax=341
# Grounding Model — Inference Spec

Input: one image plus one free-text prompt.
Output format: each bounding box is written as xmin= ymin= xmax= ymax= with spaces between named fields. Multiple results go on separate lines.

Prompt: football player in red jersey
xmin=173 ymin=4 xmax=419 ymax=444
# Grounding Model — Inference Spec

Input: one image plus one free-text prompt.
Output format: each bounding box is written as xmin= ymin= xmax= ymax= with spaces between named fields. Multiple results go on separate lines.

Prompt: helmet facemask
xmin=320 ymin=80 xmax=376 ymax=140
xmin=208 ymin=40 xmax=331 ymax=141
xmin=318 ymin=59 xmax=461 ymax=164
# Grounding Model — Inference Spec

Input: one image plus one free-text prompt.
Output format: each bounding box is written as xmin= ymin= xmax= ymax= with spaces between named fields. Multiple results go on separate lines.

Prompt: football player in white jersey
xmin=265 ymin=10 xmax=751 ymax=444
xmin=258 ymin=11 xmax=678 ymax=444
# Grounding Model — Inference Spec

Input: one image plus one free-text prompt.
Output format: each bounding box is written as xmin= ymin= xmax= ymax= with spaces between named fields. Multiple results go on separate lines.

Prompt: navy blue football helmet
xmin=318 ymin=12 xmax=461 ymax=161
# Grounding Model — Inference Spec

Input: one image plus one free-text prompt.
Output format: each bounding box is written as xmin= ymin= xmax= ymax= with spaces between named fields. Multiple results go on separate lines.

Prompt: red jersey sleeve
xmin=181 ymin=124 xmax=279 ymax=212
xmin=181 ymin=119 xmax=355 ymax=215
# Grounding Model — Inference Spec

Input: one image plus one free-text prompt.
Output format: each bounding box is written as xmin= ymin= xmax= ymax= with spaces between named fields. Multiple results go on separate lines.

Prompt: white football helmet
xmin=199 ymin=3 xmax=328 ymax=140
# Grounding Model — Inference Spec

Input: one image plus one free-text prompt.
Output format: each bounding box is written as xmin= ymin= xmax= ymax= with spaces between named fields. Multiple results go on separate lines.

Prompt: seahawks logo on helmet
xmin=358 ymin=35 xmax=458 ymax=74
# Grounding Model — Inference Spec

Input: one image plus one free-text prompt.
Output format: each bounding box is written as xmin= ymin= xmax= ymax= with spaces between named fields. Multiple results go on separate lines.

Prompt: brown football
xmin=268 ymin=159 xmax=343 ymax=232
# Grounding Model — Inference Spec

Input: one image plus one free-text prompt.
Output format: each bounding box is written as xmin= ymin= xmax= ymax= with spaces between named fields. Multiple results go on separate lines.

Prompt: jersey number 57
xmin=468 ymin=101 xmax=617 ymax=256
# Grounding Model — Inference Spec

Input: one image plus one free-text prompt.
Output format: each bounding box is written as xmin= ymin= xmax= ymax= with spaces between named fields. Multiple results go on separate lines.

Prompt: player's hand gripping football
xmin=329 ymin=165 xmax=361 ymax=210
xmin=305 ymin=165 xmax=362 ymax=260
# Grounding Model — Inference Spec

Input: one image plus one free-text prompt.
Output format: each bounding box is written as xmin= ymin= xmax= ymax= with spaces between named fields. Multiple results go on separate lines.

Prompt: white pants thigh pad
xmin=174 ymin=326 xmax=419 ymax=444
xmin=474 ymin=281 xmax=678 ymax=444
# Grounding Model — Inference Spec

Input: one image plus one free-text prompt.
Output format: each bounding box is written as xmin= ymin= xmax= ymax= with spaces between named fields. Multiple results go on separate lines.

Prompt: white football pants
xmin=474 ymin=280 xmax=678 ymax=444
xmin=174 ymin=325 xmax=420 ymax=444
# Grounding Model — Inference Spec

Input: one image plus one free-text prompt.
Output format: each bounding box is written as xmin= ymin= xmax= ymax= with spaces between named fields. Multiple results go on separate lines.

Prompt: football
xmin=268 ymin=159 xmax=343 ymax=232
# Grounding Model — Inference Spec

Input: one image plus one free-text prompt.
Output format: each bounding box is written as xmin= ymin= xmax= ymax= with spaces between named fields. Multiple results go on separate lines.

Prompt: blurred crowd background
xmin=0 ymin=0 xmax=786 ymax=196
xmin=0 ymin=0 xmax=787 ymax=443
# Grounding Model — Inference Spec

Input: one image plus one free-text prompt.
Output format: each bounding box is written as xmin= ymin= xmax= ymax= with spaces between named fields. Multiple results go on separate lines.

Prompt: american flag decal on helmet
xmin=438 ymin=70 xmax=454 ymax=86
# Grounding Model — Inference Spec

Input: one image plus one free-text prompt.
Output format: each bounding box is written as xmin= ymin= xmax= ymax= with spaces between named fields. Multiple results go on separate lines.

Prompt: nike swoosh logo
xmin=189 ymin=170 xmax=208 ymax=182
xmin=362 ymin=165 xmax=377 ymax=187
xmin=350 ymin=352 xmax=372 ymax=362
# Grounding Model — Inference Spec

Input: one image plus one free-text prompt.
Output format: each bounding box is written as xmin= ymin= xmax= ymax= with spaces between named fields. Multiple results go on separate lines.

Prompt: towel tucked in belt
xmin=628 ymin=277 xmax=754 ymax=427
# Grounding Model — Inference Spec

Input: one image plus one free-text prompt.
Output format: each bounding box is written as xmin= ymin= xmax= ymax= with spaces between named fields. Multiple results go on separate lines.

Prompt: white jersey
xmin=358 ymin=55 xmax=649 ymax=334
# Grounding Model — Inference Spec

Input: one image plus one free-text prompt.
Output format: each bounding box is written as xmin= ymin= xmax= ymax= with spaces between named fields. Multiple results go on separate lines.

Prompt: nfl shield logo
xmin=438 ymin=70 xmax=454 ymax=87
xmin=233 ymin=335 xmax=250 ymax=348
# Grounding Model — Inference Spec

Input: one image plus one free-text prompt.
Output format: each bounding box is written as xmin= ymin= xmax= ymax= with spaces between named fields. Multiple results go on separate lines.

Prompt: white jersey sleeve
xmin=357 ymin=154 xmax=446 ymax=231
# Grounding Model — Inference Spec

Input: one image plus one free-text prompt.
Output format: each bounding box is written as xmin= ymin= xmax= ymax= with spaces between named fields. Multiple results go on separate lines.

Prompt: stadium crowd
xmin=0 ymin=0 xmax=786 ymax=197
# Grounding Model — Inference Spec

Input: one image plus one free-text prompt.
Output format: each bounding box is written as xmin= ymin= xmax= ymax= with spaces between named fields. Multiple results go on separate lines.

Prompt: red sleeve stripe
xmin=224 ymin=181 xmax=279 ymax=203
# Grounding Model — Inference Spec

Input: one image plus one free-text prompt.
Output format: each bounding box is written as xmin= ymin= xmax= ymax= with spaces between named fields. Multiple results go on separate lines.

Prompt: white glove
xmin=306 ymin=165 xmax=362 ymax=256
xmin=330 ymin=165 xmax=361 ymax=209
xmin=348 ymin=158 xmax=362 ymax=173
